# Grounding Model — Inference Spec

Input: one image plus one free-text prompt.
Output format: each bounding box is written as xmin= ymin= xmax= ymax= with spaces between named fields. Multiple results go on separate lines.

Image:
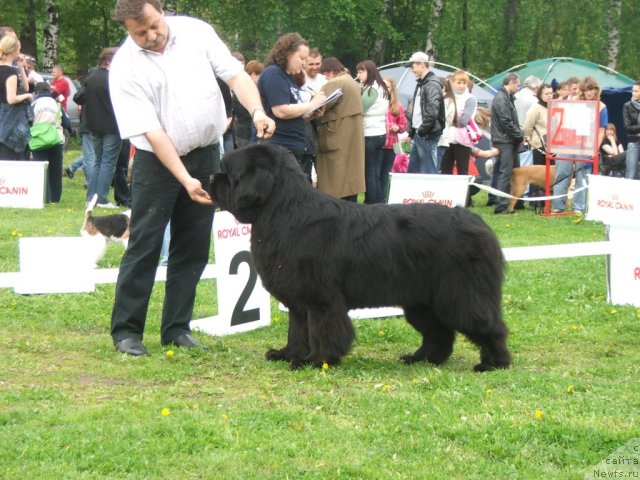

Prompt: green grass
xmin=1 ymin=149 xmax=639 ymax=479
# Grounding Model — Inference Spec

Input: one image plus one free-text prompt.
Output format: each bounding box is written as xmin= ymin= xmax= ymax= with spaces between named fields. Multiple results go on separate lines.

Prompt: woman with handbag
xmin=441 ymin=70 xmax=477 ymax=178
xmin=0 ymin=35 xmax=33 ymax=160
xmin=30 ymin=82 xmax=64 ymax=202
xmin=523 ymin=84 xmax=553 ymax=166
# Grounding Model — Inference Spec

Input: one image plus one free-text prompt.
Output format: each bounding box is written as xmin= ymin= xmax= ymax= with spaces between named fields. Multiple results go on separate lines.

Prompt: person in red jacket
xmin=50 ymin=64 xmax=70 ymax=111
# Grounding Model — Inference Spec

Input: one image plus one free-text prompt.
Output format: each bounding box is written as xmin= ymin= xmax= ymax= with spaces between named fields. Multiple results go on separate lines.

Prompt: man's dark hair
xmin=319 ymin=57 xmax=344 ymax=75
xmin=503 ymin=73 xmax=520 ymax=86
xmin=113 ymin=0 xmax=163 ymax=24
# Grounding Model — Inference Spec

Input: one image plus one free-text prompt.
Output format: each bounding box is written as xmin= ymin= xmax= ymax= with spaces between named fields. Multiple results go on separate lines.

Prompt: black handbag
xmin=0 ymin=102 xmax=32 ymax=153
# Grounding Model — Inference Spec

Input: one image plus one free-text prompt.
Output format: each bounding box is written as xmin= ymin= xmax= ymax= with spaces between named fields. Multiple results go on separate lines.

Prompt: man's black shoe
xmin=115 ymin=338 xmax=148 ymax=356
xmin=64 ymin=167 xmax=74 ymax=179
xmin=169 ymin=333 xmax=208 ymax=349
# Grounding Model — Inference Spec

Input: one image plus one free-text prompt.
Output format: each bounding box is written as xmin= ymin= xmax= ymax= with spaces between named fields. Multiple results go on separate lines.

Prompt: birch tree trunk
xmin=370 ymin=0 xmax=393 ymax=65
xmin=425 ymin=0 xmax=443 ymax=62
xmin=606 ymin=0 xmax=621 ymax=70
xmin=42 ymin=0 xmax=59 ymax=72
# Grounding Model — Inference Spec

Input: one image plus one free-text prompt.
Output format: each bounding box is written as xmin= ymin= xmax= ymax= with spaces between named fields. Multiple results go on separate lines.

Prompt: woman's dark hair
xmin=536 ymin=83 xmax=552 ymax=103
xmin=356 ymin=59 xmax=389 ymax=99
xmin=264 ymin=32 xmax=308 ymax=72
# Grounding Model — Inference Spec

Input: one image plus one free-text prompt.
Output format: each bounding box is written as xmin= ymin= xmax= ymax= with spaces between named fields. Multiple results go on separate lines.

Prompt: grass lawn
xmin=1 ymin=148 xmax=639 ymax=479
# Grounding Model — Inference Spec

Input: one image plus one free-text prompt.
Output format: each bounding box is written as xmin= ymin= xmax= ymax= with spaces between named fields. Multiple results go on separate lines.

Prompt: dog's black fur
xmin=210 ymin=144 xmax=511 ymax=372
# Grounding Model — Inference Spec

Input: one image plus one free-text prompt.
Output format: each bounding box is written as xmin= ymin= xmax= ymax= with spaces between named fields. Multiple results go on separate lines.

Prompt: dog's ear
xmin=235 ymin=164 xmax=275 ymax=212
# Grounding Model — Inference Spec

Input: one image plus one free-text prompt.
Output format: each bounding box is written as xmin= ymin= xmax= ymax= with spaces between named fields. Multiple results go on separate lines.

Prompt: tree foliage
xmin=0 ymin=0 xmax=638 ymax=80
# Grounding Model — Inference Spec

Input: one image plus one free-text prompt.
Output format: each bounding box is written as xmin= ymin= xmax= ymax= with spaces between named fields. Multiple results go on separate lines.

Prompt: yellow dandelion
xmin=161 ymin=408 xmax=171 ymax=417
xmin=485 ymin=387 xmax=493 ymax=395
xmin=321 ymin=362 xmax=329 ymax=370
xmin=166 ymin=350 xmax=175 ymax=358
xmin=11 ymin=230 xmax=18 ymax=237
xmin=272 ymin=316 xmax=280 ymax=323
xmin=567 ymin=384 xmax=574 ymax=394
xmin=379 ymin=330 xmax=385 ymax=336
xmin=610 ymin=308 xmax=618 ymax=315
xmin=221 ymin=413 xmax=229 ymax=421
xmin=382 ymin=384 xmax=391 ymax=393
xmin=534 ymin=410 xmax=543 ymax=421
xmin=412 ymin=378 xmax=418 ymax=385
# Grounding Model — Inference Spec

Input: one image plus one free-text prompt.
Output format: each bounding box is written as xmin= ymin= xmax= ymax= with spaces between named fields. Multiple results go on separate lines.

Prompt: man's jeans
xmin=88 ymin=132 xmax=122 ymax=204
xmin=408 ymin=134 xmax=441 ymax=174
xmin=626 ymin=142 xmax=640 ymax=180
xmin=552 ymin=155 xmax=590 ymax=212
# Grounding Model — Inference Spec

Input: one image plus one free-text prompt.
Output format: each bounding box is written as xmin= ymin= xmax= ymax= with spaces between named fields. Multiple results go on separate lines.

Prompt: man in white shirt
xmin=109 ymin=0 xmax=275 ymax=356
xmin=304 ymin=50 xmax=326 ymax=92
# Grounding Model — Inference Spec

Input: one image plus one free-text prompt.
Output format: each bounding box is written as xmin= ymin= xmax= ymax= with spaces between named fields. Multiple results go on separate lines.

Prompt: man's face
xmin=124 ymin=3 xmax=169 ymax=53
xmin=52 ymin=66 xmax=62 ymax=79
xmin=506 ymin=79 xmax=521 ymax=94
xmin=411 ymin=62 xmax=428 ymax=79
xmin=306 ymin=54 xmax=322 ymax=78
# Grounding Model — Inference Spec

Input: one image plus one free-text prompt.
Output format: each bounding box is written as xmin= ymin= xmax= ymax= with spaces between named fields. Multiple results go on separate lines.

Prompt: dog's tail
xmin=81 ymin=194 xmax=99 ymax=234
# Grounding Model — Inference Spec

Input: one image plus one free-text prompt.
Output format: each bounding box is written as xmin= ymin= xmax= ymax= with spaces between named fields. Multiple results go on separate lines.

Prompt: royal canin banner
xmin=0 ymin=160 xmax=47 ymax=209
xmin=586 ymin=175 xmax=640 ymax=227
xmin=387 ymin=173 xmax=471 ymax=208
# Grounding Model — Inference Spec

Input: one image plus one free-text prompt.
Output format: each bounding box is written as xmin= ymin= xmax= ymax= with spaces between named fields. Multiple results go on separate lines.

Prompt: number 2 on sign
xmin=229 ymin=250 xmax=260 ymax=326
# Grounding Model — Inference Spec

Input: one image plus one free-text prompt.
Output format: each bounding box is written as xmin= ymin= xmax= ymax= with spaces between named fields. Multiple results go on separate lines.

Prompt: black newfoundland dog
xmin=210 ymin=144 xmax=511 ymax=372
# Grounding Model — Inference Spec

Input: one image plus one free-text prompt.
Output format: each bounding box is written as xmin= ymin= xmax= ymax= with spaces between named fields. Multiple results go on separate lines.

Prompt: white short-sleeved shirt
xmin=109 ymin=16 xmax=242 ymax=156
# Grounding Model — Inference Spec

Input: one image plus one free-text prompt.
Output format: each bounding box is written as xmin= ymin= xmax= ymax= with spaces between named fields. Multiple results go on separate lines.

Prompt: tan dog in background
xmin=508 ymin=165 xmax=556 ymax=212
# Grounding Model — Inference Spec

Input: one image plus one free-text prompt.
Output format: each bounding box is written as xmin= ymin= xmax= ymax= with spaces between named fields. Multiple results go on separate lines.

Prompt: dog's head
xmin=210 ymin=143 xmax=303 ymax=224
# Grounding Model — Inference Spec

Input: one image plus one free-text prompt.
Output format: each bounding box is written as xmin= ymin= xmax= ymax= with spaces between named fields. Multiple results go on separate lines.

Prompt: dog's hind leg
xmin=462 ymin=323 xmax=511 ymax=372
xmin=299 ymin=305 xmax=355 ymax=369
xmin=400 ymin=305 xmax=455 ymax=366
xmin=265 ymin=306 xmax=310 ymax=363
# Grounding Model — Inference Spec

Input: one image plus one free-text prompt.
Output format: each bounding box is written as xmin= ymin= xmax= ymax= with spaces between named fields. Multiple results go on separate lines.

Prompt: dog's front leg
xmin=265 ymin=306 xmax=310 ymax=364
xmin=300 ymin=306 xmax=355 ymax=369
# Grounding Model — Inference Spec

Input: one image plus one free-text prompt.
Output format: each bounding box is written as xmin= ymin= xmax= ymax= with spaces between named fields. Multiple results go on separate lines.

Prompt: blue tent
xmin=379 ymin=61 xmax=497 ymax=111
xmin=485 ymin=57 xmax=635 ymax=145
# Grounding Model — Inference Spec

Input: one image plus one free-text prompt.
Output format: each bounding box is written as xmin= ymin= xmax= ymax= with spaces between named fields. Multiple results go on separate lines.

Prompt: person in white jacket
xmin=356 ymin=60 xmax=389 ymax=204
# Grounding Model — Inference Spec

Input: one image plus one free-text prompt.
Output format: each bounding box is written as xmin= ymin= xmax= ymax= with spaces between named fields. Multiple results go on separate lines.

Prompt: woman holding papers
xmin=258 ymin=32 xmax=326 ymax=165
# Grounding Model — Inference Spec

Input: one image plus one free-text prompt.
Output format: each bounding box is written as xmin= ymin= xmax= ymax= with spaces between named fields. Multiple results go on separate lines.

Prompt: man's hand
xmin=183 ymin=177 xmax=213 ymax=205
xmin=253 ymin=110 xmax=276 ymax=139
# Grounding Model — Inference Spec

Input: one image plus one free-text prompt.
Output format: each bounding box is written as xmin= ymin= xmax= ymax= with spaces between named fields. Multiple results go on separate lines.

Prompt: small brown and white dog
xmin=81 ymin=194 xmax=131 ymax=265
xmin=508 ymin=165 xmax=556 ymax=212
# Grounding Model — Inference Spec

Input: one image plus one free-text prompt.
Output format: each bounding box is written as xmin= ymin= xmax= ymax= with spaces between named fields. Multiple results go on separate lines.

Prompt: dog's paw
xmin=289 ymin=358 xmax=309 ymax=370
xmin=399 ymin=354 xmax=423 ymax=365
xmin=265 ymin=348 xmax=288 ymax=361
xmin=473 ymin=362 xmax=508 ymax=372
